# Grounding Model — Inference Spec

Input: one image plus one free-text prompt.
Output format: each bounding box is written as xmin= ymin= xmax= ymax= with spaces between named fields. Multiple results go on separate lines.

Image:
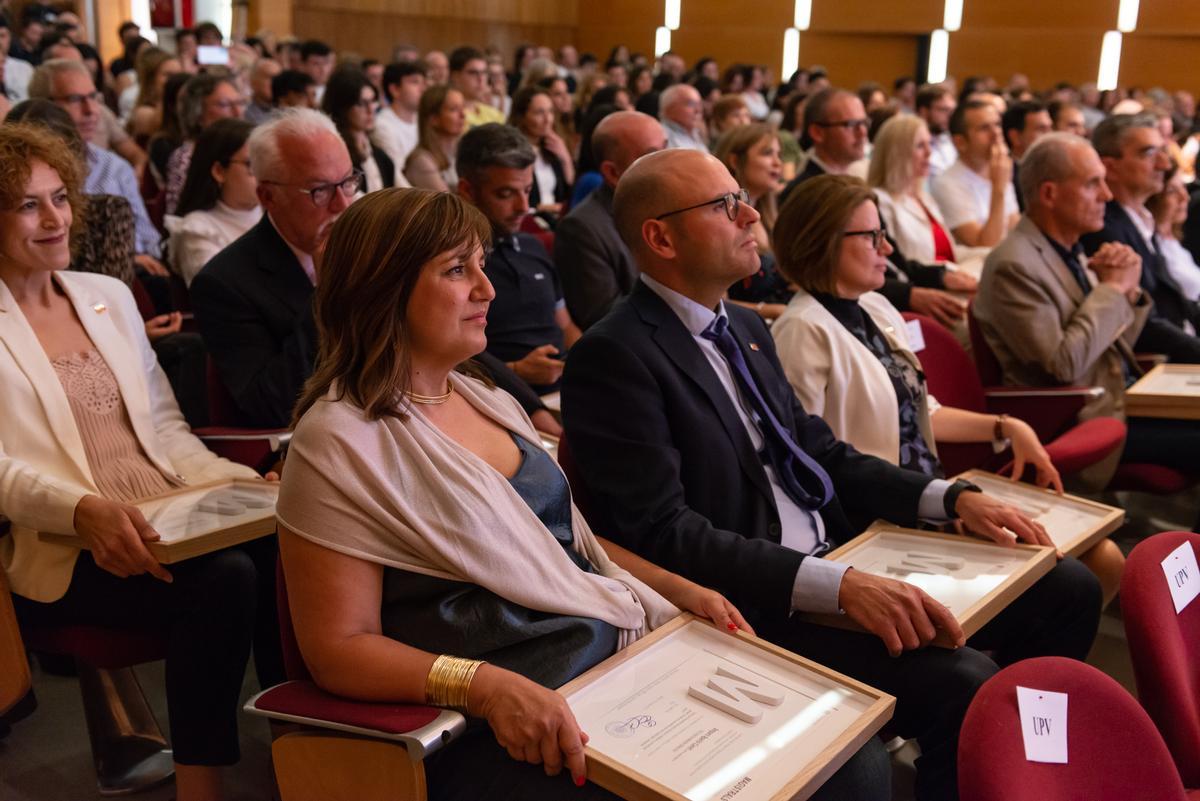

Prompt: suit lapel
xmin=255 ymin=215 xmax=317 ymax=316
xmin=1023 ymin=220 xmax=1086 ymax=306
xmin=630 ymin=286 xmax=774 ymax=503
xmin=0 ymin=278 xmax=91 ymax=481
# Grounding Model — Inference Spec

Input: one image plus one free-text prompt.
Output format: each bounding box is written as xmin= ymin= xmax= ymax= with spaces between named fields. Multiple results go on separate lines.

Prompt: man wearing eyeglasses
xmin=449 ymin=46 xmax=504 ymax=129
xmin=562 ymin=148 xmax=1102 ymax=801
xmin=779 ymin=88 xmax=868 ymax=204
xmin=191 ymin=109 xmax=358 ymax=428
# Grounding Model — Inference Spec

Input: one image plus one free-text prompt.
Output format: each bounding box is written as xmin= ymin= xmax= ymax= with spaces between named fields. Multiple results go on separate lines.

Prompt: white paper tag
xmin=1016 ymin=686 xmax=1068 ymax=764
xmin=1161 ymin=541 xmax=1200 ymax=614
xmin=905 ymin=319 xmax=926 ymax=353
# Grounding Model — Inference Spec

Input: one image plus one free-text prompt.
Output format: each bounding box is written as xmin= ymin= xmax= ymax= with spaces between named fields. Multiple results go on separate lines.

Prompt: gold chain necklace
xmin=407 ymin=383 xmax=454 ymax=405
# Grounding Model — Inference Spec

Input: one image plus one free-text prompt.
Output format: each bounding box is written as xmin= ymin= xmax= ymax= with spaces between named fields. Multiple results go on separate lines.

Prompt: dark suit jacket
xmin=554 ymin=184 xmax=637 ymax=330
xmin=191 ymin=214 xmax=319 ymax=428
xmin=561 ymin=281 xmax=932 ymax=622
xmin=191 ymin=215 xmax=545 ymax=426
xmin=371 ymin=144 xmax=396 ymax=189
xmin=1081 ymin=201 xmax=1200 ymax=357
xmin=780 ymin=157 xmax=946 ymax=311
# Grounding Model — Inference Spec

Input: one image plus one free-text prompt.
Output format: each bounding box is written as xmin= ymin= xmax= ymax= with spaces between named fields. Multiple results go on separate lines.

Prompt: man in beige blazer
xmin=974 ymin=132 xmax=1148 ymax=424
xmin=971 ymin=133 xmax=1200 ymax=490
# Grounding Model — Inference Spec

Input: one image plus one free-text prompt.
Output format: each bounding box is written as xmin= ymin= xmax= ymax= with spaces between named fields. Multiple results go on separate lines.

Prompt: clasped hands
xmin=838 ymin=490 xmax=1055 ymax=657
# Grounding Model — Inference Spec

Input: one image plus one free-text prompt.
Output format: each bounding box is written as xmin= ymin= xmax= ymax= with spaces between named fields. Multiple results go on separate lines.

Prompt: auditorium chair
xmin=958 ymin=656 xmax=1196 ymax=801
xmin=192 ymin=358 xmax=292 ymax=473
xmin=0 ymin=559 xmax=175 ymax=795
xmin=245 ymin=562 xmax=464 ymax=801
xmin=902 ymin=312 xmax=1125 ymax=480
xmin=1120 ymin=531 xmax=1200 ymax=791
xmin=965 ymin=306 xmax=1191 ymax=495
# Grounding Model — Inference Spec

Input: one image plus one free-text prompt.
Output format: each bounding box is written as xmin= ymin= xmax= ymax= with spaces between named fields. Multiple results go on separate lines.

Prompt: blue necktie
xmin=701 ymin=315 xmax=835 ymax=512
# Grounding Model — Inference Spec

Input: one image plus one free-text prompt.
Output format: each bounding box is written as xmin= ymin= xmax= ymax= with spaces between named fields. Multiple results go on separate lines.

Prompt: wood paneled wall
xmin=270 ymin=0 xmax=1198 ymax=94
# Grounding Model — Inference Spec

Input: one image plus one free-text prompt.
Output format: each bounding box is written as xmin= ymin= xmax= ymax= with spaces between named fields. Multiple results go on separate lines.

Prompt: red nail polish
xmin=727 ymin=622 xmax=738 ymax=631
xmin=575 ymin=775 xmax=586 ymax=787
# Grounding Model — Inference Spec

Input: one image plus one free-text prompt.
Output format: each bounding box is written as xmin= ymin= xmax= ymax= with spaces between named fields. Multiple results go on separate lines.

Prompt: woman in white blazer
xmin=0 ymin=123 xmax=267 ymax=801
xmin=868 ymin=114 xmax=989 ymax=276
xmin=771 ymin=174 xmax=1125 ymax=604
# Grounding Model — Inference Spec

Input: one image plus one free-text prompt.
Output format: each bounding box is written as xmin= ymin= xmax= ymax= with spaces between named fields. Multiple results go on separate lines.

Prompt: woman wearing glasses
xmin=770 ymin=175 xmax=1124 ymax=603
xmin=164 ymin=73 xmax=246 ymax=215
xmin=404 ymin=84 xmax=466 ymax=192
xmin=165 ymin=118 xmax=260 ymax=285
xmin=277 ymin=187 xmax=752 ymax=798
xmin=322 ymin=68 xmax=395 ymax=194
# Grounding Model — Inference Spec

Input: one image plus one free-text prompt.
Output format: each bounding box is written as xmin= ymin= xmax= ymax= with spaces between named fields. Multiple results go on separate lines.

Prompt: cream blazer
xmin=0 ymin=272 xmax=258 ymax=602
xmin=771 ymin=289 xmax=941 ymax=465
xmin=875 ymin=188 xmax=949 ymax=266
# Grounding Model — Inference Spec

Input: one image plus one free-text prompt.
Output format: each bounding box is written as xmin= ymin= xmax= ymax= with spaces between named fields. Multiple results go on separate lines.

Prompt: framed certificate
xmin=559 ymin=614 xmax=895 ymax=801
xmin=1126 ymin=364 xmax=1200 ymax=420
xmin=540 ymin=391 xmax=562 ymax=419
xmin=954 ymin=470 xmax=1124 ymax=557
xmin=539 ymin=432 xmax=560 ymax=459
xmin=41 ymin=479 xmax=278 ymax=563
xmin=805 ymin=523 xmax=1055 ymax=647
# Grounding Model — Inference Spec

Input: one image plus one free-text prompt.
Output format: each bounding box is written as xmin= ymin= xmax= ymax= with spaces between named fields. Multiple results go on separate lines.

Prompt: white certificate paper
xmin=963 ymin=473 xmax=1116 ymax=554
xmin=565 ymin=621 xmax=873 ymax=801
xmin=138 ymin=481 xmax=278 ymax=543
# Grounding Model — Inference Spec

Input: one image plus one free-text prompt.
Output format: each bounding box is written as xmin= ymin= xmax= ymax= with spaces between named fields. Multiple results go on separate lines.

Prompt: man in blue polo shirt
xmin=457 ymin=123 xmax=581 ymax=393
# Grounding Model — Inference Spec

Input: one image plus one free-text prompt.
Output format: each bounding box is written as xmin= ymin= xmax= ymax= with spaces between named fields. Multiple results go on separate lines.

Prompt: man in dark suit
xmin=1082 ymin=113 xmax=1200 ymax=362
xmin=562 ymin=148 xmax=1101 ymax=801
xmin=553 ymin=111 xmax=665 ymax=330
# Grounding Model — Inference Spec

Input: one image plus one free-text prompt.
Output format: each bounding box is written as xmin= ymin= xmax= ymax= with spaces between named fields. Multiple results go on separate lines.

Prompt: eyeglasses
xmin=461 ymin=68 xmax=487 ymax=79
xmin=654 ymin=189 xmax=750 ymax=222
xmin=843 ymin=228 xmax=886 ymax=250
xmin=816 ymin=118 xmax=869 ymax=130
xmin=208 ymin=98 xmax=248 ymax=112
xmin=262 ymin=169 xmax=364 ymax=207
xmin=226 ymin=157 xmax=252 ymax=169
xmin=353 ymin=98 xmax=375 ymax=109
xmin=52 ymin=90 xmax=101 ymax=108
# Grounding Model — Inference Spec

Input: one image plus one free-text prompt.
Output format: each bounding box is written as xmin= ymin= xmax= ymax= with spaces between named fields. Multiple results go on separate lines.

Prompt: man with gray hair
xmin=659 ymin=82 xmax=708 ymax=152
xmin=1081 ymin=113 xmax=1200 ymax=361
xmin=191 ymin=108 xmax=357 ymax=427
xmin=456 ymin=123 xmax=581 ymax=414
xmin=972 ymin=133 xmax=1200 ymax=487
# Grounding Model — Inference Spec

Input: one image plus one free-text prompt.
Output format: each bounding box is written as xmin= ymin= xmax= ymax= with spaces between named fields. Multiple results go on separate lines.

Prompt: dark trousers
xmin=13 ymin=547 xmax=261 ymax=765
xmin=1134 ymin=318 xmax=1200 ymax=363
xmin=758 ymin=557 xmax=1101 ymax=801
xmin=424 ymin=726 xmax=890 ymax=801
xmin=1123 ymin=417 xmax=1200 ymax=530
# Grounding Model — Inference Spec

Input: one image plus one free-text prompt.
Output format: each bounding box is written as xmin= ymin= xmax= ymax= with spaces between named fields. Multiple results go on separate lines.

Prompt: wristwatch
xmin=943 ymin=478 xmax=983 ymax=519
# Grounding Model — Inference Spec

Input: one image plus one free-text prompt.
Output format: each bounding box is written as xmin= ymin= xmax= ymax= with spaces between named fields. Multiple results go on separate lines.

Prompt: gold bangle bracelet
xmin=425 ymin=655 xmax=486 ymax=712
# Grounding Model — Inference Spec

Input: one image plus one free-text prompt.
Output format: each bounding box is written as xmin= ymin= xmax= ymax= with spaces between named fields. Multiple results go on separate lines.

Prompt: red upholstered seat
xmin=902 ymin=313 xmax=1124 ymax=480
xmin=958 ymin=657 xmax=1190 ymax=801
xmin=192 ymin=358 xmax=290 ymax=471
xmin=252 ymin=680 xmax=442 ymax=736
xmin=1121 ymin=532 xmax=1200 ymax=790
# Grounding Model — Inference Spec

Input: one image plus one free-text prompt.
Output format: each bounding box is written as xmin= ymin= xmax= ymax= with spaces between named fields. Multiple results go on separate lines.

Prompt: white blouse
xmin=164 ymin=202 xmax=262 ymax=286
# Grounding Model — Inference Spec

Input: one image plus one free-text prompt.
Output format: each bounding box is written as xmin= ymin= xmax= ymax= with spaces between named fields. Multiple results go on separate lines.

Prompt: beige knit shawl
xmin=276 ymin=372 xmax=680 ymax=649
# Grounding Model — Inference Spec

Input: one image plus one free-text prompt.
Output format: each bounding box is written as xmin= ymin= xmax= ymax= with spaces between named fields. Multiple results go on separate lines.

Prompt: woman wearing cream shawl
xmin=277 ymin=188 xmax=751 ymax=799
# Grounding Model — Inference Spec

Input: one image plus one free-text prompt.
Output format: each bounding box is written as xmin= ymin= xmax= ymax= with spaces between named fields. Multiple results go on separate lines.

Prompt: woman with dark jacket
xmin=323 ymin=68 xmax=395 ymax=193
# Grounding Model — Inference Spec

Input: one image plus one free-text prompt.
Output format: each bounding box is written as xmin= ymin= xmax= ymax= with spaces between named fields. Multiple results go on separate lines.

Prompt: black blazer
xmin=1082 ymin=201 xmax=1200 ymax=355
xmin=191 ymin=213 xmax=546 ymax=426
xmin=370 ymin=144 xmax=396 ymax=190
xmin=191 ymin=214 xmax=319 ymax=428
xmin=561 ymin=282 xmax=931 ymax=622
xmin=528 ymin=145 xmax=570 ymax=208
xmin=553 ymin=184 xmax=638 ymax=330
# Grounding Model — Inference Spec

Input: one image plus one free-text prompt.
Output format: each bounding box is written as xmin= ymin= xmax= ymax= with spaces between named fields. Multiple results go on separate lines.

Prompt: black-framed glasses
xmin=52 ymin=90 xmax=102 ymax=108
xmin=654 ymin=189 xmax=750 ymax=222
xmin=262 ymin=169 xmax=365 ymax=207
xmin=843 ymin=228 xmax=886 ymax=250
xmin=816 ymin=118 xmax=869 ymax=130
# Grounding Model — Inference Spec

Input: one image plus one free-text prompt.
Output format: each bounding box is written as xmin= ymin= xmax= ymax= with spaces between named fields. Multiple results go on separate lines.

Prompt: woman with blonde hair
xmin=713 ymin=123 xmax=790 ymax=319
xmin=278 ymin=187 xmax=751 ymax=798
xmin=404 ymin=84 xmax=466 ymax=192
xmin=125 ymin=46 xmax=181 ymax=141
xmin=770 ymin=174 xmax=1125 ymax=603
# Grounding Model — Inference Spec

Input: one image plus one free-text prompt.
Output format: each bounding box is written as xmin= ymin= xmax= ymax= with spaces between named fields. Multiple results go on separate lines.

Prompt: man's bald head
xmin=660 ymin=83 xmax=703 ymax=131
xmin=592 ymin=111 xmax=667 ymax=187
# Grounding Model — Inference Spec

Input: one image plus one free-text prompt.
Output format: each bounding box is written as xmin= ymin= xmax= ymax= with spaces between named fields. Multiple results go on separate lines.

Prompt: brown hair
xmin=293 ymin=188 xmax=492 ymax=425
xmin=773 ymin=174 xmax=876 ymax=294
xmin=0 ymin=121 xmax=86 ymax=250
xmin=416 ymin=84 xmax=461 ymax=172
xmin=712 ymin=122 xmax=780 ymax=233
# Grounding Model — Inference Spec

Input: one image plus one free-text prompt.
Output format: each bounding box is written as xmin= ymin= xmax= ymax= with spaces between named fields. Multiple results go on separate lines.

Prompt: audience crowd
xmin=3 ymin=7 xmax=1200 ymax=801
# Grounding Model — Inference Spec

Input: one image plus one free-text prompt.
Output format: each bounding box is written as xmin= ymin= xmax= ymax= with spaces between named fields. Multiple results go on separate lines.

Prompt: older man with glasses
xmin=191 ymin=108 xmax=360 ymax=428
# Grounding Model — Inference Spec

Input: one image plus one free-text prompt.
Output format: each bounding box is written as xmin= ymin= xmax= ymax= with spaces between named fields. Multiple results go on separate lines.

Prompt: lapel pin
xmin=748 ymin=342 xmax=760 ymax=351
xmin=92 ymin=303 xmax=107 ymax=314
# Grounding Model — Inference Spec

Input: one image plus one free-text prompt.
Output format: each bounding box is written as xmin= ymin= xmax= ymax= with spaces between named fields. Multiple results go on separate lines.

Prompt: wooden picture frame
xmin=540 ymin=391 xmax=562 ymax=419
xmin=558 ymin=614 xmax=895 ymax=801
xmin=954 ymin=469 xmax=1124 ymax=557
xmin=41 ymin=479 xmax=278 ymax=564
xmin=1126 ymin=364 xmax=1200 ymax=420
xmin=804 ymin=522 xmax=1055 ymax=648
